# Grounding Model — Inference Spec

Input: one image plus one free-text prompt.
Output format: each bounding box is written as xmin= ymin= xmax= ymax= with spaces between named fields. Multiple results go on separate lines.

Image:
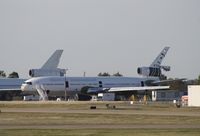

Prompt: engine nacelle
xmin=87 ymin=87 xmax=104 ymax=94
xmin=29 ymin=68 xmax=66 ymax=77
xmin=160 ymin=65 xmax=171 ymax=71
xmin=137 ymin=67 xmax=161 ymax=77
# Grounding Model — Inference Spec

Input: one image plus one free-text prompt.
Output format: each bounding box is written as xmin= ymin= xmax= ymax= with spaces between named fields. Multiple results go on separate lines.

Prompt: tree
xmin=98 ymin=72 xmax=102 ymax=76
xmin=113 ymin=72 xmax=123 ymax=77
xmin=8 ymin=72 xmax=19 ymax=78
xmin=0 ymin=70 xmax=6 ymax=77
xmin=98 ymin=72 xmax=110 ymax=77
xmin=197 ymin=75 xmax=200 ymax=85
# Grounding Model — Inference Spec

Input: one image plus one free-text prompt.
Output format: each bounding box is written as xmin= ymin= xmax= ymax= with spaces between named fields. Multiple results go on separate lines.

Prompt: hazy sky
xmin=0 ymin=0 xmax=200 ymax=79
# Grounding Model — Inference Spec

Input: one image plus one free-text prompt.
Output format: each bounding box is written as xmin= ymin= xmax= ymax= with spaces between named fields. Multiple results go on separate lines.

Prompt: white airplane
xmin=21 ymin=47 xmax=171 ymax=100
xmin=0 ymin=50 xmax=65 ymax=100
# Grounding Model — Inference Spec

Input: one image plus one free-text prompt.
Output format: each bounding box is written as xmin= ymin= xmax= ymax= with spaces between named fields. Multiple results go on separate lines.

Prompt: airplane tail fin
xmin=150 ymin=47 xmax=170 ymax=68
xmin=41 ymin=50 xmax=63 ymax=69
xmin=137 ymin=46 xmax=170 ymax=77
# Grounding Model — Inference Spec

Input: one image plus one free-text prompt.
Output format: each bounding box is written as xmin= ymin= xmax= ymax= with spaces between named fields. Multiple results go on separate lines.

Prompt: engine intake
xmin=137 ymin=67 xmax=161 ymax=77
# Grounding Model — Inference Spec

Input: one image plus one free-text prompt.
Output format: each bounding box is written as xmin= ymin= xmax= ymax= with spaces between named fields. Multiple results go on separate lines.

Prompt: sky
xmin=0 ymin=0 xmax=200 ymax=79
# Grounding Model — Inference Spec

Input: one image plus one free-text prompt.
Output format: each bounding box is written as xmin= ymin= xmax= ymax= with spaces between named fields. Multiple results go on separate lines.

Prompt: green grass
xmin=0 ymin=112 xmax=200 ymax=125
xmin=0 ymin=129 xmax=200 ymax=136
xmin=0 ymin=101 xmax=199 ymax=111
xmin=0 ymin=101 xmax=200 ymax=136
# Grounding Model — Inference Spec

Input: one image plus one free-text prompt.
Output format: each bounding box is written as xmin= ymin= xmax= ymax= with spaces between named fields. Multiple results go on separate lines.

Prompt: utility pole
xmin=83 ymin=71 xmax=86 ymax=77
xmin=64 ymin=69 xmax=67 ymax=101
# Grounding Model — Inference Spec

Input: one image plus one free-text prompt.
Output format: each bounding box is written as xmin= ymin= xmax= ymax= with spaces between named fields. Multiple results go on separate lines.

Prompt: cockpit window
xmin=25 ymin=82 xmax=32 ymax=85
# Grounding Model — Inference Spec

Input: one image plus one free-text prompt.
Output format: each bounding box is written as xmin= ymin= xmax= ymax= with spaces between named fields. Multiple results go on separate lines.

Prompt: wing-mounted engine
xmin=137 ymin=67 xmax=162 ymax=77
xmin=80 ymin=86 xmax=107 ymax=94
xmin=87 ymin=87 xmax=108 ymax=94
xmin=29 ymin=68 xmax=66 ymax=77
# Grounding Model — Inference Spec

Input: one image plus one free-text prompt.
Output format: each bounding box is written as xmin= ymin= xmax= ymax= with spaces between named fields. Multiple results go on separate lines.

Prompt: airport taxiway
xmin=1 ymin=107 xmax=200 ymax=117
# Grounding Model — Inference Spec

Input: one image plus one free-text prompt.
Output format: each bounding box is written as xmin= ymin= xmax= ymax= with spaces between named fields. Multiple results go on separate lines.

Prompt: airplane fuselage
xmin=21 ymin=76 xmax=158 ymax=96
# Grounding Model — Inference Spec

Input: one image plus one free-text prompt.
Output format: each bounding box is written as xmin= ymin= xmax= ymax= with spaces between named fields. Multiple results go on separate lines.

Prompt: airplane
xmin=21 ymin=47 xmax=171 ymax=100
xmin=0 ymin=49 xmax=65 ymax=100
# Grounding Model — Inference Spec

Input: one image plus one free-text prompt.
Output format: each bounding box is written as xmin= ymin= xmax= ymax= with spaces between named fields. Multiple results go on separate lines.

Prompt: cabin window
xmin=99 ymin=81 xmax=103 ymax=88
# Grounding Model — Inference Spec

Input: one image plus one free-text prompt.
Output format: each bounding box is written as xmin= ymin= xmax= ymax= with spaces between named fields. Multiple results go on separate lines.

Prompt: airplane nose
xmin=21 ymin=84 xmax=27 ymax=91
xmin=21 ymin=84 xmax=33 ymax=91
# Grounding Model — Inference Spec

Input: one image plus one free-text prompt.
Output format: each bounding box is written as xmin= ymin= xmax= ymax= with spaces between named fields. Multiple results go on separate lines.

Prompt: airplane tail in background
xmin=41 ymin=50 xmax=63 ymax=69
xmin=137 ymin=46 xmax=170 ymax=77
xmin=150 ymin=47 xmax=170 ymax=68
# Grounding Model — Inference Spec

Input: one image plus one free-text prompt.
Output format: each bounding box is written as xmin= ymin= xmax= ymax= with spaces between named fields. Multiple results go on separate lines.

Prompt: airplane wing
xmin=0 ymin=88 xmax=21 ymax=92
xmin=87 ymin=86 xmax=170 ymax=93
xmin=152 ymin=78 xmax=187 ymax=85
xmin=108 ymin=86 xmax=170 ymax=92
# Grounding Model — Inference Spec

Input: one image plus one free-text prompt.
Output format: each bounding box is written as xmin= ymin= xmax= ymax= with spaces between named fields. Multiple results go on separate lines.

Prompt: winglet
xmin=41 ymin=50 xmax=63 ymax=69
xmin=150 ymin=47 xmax=170 ymax=68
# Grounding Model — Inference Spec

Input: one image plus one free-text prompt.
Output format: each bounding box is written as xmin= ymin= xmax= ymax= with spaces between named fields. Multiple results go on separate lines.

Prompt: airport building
xmin=152 ymin=90 xmax=186 ymax=101
xmin=188 ymin=85 xmax=200 ymax=107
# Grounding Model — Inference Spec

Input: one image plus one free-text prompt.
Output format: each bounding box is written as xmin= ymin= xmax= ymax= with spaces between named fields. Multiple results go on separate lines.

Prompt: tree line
xmin=98 ymin=72 xmax=123 ymax=77
xmin=0 ymin=70 xmax=19 ymax=78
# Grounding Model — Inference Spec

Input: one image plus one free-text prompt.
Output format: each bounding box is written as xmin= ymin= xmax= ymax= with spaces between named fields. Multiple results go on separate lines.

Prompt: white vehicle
xmin=21 ymin=47 xmax=171 ymax=100
xmin=23 ymin=95 xmax=40 ymax=101
xmin=98 ymin=93 xmax=115 ymax=101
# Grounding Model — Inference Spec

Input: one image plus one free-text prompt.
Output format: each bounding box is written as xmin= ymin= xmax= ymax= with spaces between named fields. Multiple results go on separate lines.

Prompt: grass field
xmin=1 ymin=112 xmax=200 ymax=125
xmin=1 ymin=129 xmax=200 ymax=136
xmin=0 ymin=101 xmax=200 ymax=136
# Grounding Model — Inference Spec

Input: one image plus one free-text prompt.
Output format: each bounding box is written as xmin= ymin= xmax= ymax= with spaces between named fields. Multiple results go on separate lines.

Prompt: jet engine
xmin=137 ymin=67 xmax=161 ymax=77
xmin=160 ymin=66 xmax=171 ymax=71
xmin=29 ymin=68 xmax=66 ymax=77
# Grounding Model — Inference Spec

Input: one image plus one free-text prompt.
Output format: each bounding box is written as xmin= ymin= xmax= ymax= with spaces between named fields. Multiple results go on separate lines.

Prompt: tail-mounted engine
xmin=137 ymin=65 xmax=170 ymax=77
xmin=137 ymin=47 xmax=170 ymax=77
xmin=137 ymin=67 xmax=161 ymax=77
xmin=29 ymin=68 xmax=66 ymax=77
